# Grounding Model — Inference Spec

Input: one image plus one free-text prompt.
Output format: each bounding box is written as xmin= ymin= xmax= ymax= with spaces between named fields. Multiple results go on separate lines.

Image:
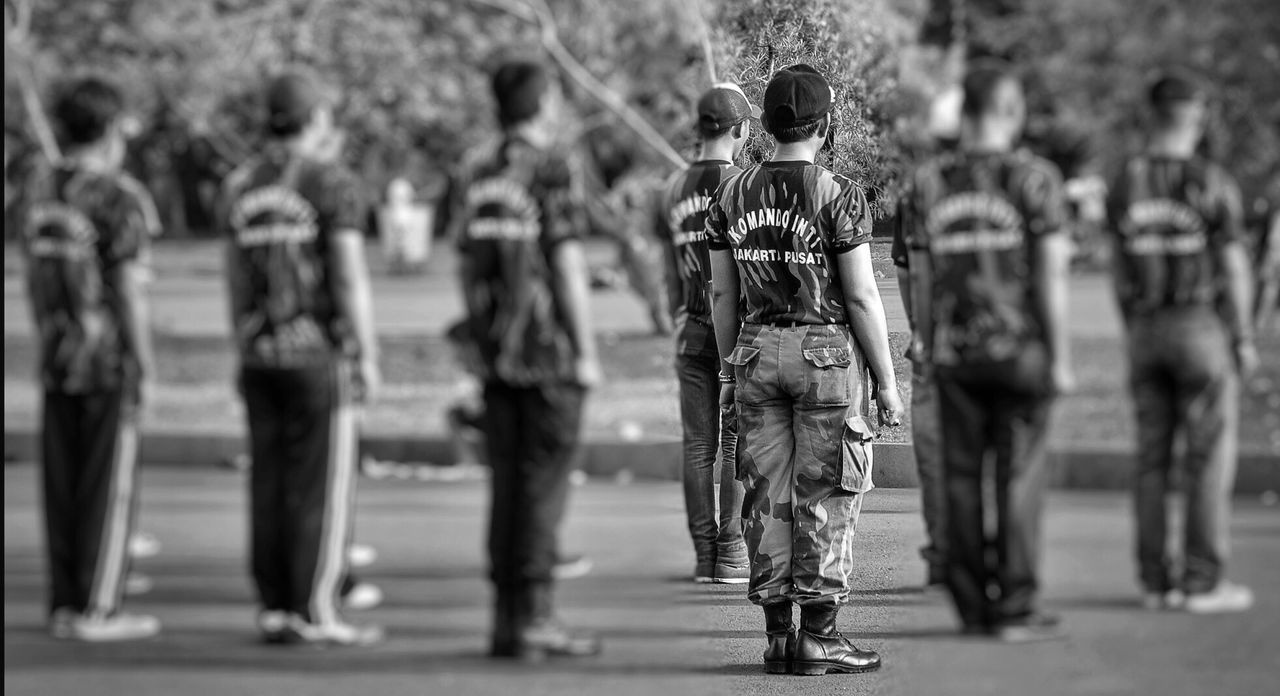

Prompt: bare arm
xmin=837 ymin=245 xmax=896 ymax=391
xmin=1220 ymin=241 xmax=1258 ymax=376
xmin=331 ymin=230 xmax=380 ymax=399
xmin=550 ymin=239 xmax=602 ymax=386
xmin=895 ymin=266 xmax=914 ymax=331
xmin=114 ymin=259 xmax=155 ymax=398
xmin=710 ymin=248 xmax=741 ymax=376
xmin=1034 ymin=232 xmax=1074 ymax=390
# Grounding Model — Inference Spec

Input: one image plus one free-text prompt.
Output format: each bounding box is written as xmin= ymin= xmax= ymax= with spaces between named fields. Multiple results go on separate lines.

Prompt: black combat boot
xmin=762 ymin=601 xmax=797 ymax=674
xmin=512 ymin=582 xmax=601 ymax=661
xmin=793 ymin=604 xmax=881 ymax=675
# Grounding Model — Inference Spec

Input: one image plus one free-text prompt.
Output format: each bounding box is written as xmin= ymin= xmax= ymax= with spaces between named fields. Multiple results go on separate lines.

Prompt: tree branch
xmin=467 ymin=0 xmax=685 ymax=170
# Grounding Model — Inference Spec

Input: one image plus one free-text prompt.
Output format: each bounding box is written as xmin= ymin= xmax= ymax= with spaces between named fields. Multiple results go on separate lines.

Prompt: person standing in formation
xmin=1107 ymin=71 xmax=1258 ymax=614
xmin=447 ymin=59 xmax=603 ymax=660
xmin=220 ymin=71 xmax=383 ymax=646
xmin=654 ymin=83 xmax=758 ymax=585
xmin=22 ymin=76 xmax=161 ymax=642
xmin=707 ymin=64 xmax=903 ymax=676
xmin=898 ymin=61 xmax=1073 ymax=642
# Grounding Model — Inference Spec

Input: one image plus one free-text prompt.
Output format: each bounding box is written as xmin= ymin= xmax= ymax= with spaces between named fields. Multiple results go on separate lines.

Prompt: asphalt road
xmin=5 ymin=464 xmax=1277 ymax=696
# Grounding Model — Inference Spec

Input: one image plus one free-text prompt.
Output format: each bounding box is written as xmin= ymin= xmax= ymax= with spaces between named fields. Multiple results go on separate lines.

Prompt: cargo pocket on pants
xmin=839 ymin=415 xmax=875 ymax=493
xmin=725 ymin=345 xmax=761 ymax=381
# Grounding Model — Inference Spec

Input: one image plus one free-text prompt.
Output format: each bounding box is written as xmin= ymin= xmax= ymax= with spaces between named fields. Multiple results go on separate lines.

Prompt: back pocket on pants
xmin=839 ymin=415 xmax=875 ymax=493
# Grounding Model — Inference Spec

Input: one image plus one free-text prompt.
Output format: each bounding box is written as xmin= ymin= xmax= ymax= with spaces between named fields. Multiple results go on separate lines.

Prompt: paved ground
xmin=3 ymin=239 xmax=1128 ymax=340
xmin=5 ymin=463 xmax=1277 ymax=696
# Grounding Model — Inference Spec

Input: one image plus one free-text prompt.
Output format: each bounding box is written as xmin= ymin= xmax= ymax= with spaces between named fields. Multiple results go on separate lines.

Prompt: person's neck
xmin=64 ymin=143 xmax=117 ymax=174
xmin=697 ymin=140 xmax=735 ymax=163
xmin=770 ymin=139 xmax=821 ymax=163
xmin=508 ymin=120 xmax=550 ymax=149
xmin=1147 ymin=130 xmax=1198 ymax=159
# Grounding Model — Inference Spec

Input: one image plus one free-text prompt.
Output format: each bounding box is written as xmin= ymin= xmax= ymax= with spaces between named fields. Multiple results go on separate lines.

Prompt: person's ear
xmin=816 ymin=114 xmax=831 ymax=141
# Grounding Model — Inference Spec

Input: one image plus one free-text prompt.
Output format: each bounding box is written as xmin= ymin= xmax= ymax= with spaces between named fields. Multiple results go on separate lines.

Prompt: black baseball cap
xmin=696 ymin=83 xmax=761 ymax=135
xmin=762 ymin=64 xmax=834 ymax=132
xmin=1149 ymin=70 xmax=1204 ymax=106
xmin=265 ymin=71 xmax=331 ymax=136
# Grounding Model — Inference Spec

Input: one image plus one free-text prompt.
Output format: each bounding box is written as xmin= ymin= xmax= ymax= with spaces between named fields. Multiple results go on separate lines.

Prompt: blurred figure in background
xmin=886 ymin=85 xmax=948 ymax=590
xmin=447 ymin=59 xmax=602 ymax=660
xmin=899 ymin=61 xmax=1073 ymax=642
xmin=221 ymin=70 xmax=383 ymax=646
xmin=653 ymin=83 xmax=756 ymax=585
xmin=1106 ymin=71 xmax=1258 ymax=614
xmin=21 ymin=76 xmax=161 ymax=642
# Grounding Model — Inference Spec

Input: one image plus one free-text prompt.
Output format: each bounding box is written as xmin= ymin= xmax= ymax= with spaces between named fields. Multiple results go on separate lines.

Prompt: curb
xmin=5 ymin=428 xmax=1277 ymax=493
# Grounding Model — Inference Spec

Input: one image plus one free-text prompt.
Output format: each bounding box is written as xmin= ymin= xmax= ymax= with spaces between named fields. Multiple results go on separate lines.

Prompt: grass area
xmin=5 ymin=329 xmax=1277 ymax=455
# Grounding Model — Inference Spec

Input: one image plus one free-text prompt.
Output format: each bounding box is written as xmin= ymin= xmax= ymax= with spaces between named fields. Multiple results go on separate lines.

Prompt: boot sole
xmin=764 ymin=660 xmax=790 ymax=674
xmin=793 ymin=660 xmax=881 ymax=675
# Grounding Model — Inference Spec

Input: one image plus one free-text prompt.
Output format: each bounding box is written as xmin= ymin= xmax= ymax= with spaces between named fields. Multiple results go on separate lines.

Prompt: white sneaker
xmin=1184 ymin=582 xmax=1254 ymax=614
xmin=48 ymin=607 xmax=77 ymax=639
xmin=70 ymin=612 xmax=161 ymax=642
xmin=342 ymin=582 xmax=384 ymax=611
xmin=128 ymin=532 xmax=162 ymax=560
xmin=291 ymin=616 xmax=385 ymax=647
xmin=124 ymin=571 xmax=154 ymax=596
xmin=347 ymin=544 xmax=378 ymax=569
xmin=1142 ymin=589 xmax=1186 ymax=611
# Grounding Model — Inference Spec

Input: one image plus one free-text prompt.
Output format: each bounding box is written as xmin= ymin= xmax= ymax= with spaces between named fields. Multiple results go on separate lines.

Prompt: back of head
xmin=1148 ymin=69 xmax=1206 ymax=131
xmin=762 ymin=64 xmax=833 ymax=144
xmin=696 ymin=83 xmax=759 ymax=140
xmin=53 ymin=77 xmax=124 ymax=148
xmin=961 ymin=59 xmax=1022 ymax=121
xmin=491 ymin=60 xmax=551 ymax=128
xmin=265 ymin=70 xmax=330 ymax=139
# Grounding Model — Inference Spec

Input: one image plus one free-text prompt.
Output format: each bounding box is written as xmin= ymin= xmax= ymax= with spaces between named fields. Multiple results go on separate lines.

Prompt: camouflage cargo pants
xmin=726 ymin=323 xmax=875 ymax=607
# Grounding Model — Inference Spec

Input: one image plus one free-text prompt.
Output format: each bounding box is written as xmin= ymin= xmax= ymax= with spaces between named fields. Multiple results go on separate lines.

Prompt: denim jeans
xmin=727 ymin=323 xmax=872 ymax=606
xmin=911 ymin=368 xmax=947 ymax=577
xmin=935 ymin=361 xmax=1053 ymax=628
xmin=675 ymin=317 xmax=745 ymax=563
xmin=1128 ymin=306 xmax=1239 ymax=594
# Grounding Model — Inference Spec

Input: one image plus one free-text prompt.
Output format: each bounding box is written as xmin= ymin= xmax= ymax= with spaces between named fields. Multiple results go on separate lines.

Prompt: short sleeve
xmin=827 ymin=181 xmax=872 ymax=254
xmin=1209 ymin=165 xmax=1245 ymax=247
xmin=705 ymin=182 xmax=730 ymax=251
xmin=324 ymin=169 xmax=369 ymax=236
xmin=100 ymin=176 xmax=157 ymax=269
xmin=1022 ymin=160 xmax=1068 ymax=238
xmin=539 ymin=152 xmax=584 ymax=246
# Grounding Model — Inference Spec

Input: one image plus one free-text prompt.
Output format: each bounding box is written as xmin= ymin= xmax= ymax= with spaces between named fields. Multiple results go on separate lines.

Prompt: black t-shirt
xmin=654 ymin=159 xmax=741 ymax=320
xmin=450 ymin=136 xmax=585 ymax=386
xmin=705 ymin=161 xmax=873 ymax=326
xmin=221 ymin=149 xmax=368 ymax=368
xmin=23 ymin=163 xmax=158 ymax=392
xmin=900 ymin=149 xmax=1066 ymax=366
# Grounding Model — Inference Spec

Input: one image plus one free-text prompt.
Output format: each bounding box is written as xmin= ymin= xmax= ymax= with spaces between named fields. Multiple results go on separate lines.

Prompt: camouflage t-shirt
xmin=22 ymin=163 xmax=158 ymax=393
xmin=655 ymin=159 xmax=741 ymax=321
xmin=451 ymin=136 xmax=585 ymax=386
xmin=1106 ymin=155 xmax=1244 ymax=317
xmin=221 ymin=150 xmax=367 ymax=369
xmin=900 ymin=149 xmax=1066 ymax=366
xmin=705 ymin=161 xmax=872 ymax=325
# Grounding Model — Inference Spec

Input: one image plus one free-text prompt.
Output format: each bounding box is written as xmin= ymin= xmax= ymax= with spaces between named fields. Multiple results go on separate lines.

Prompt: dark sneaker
xmin=693 ymin=558 xmax=715 ymax=584
xmin=713 ymin=559 xmax=750 ymax=584
xmin=552 ymin=553 xmax=594 ymax=581
xmin=996 ymin=613 xmax=1065 ymax=643
xmin=48 ymin=607 xmax=77 ymax=640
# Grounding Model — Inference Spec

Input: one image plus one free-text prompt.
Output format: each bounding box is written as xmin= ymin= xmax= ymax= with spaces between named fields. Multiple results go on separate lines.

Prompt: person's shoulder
xmin=1011 ymin=149 xmax=1064 ymax=186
